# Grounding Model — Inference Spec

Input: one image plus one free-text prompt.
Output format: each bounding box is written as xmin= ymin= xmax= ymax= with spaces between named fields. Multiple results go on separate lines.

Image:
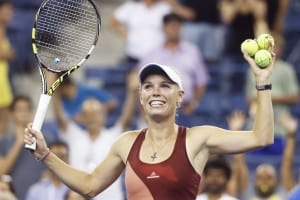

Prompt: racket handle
xmin=25 ymin=94 xmax=52 ymax=150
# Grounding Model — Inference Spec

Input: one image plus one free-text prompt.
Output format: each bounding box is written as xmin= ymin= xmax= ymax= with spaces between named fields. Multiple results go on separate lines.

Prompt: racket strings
xmin=35 ymin=0 xmax=99 ymax=71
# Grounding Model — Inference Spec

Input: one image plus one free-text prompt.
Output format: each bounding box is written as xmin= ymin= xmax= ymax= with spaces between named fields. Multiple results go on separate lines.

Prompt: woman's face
xmin=139 ymin=74 xmax=183 ymax=119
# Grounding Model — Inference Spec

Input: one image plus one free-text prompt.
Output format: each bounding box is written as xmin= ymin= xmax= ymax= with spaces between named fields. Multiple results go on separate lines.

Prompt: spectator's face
xmin=203 ymin=168 xmax=228 ymax=194
xmin=255 ymin=166 xmax=277 ymax=198
xmin=163 ymin=20 xmax=181 ymax=42
xmin=12 ymin=100 xmax=33 ymax=126
xmin=0 ymin=3 xmax=13 ymax=25
xmin=140 ymin=74 xmax=183 ymax=119
xmin=80 ymin=100 xmax=106 ymax=130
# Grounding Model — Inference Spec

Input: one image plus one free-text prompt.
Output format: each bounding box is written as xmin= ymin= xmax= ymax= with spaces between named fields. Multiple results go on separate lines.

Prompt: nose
xmin=152 ymin=85 xmax=161 ymax=97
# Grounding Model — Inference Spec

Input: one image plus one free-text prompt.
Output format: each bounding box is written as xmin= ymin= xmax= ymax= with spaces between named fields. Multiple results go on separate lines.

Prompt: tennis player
xmin=24 ymin=52 xmax=274 ymax=200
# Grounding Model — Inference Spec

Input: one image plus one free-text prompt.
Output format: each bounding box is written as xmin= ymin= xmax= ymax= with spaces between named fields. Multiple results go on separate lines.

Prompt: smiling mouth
xmin=149 ymin=100 xmax=166 ymax=108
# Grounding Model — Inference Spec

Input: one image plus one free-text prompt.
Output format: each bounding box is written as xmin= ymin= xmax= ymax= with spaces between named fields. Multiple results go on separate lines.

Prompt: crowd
xmin=0 ymin=0 xmax=300 ymax=199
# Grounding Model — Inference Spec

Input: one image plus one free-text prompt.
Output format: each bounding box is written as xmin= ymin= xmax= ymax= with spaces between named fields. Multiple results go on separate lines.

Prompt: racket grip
xmin=25 ymin=94 xmax=52 ymax=150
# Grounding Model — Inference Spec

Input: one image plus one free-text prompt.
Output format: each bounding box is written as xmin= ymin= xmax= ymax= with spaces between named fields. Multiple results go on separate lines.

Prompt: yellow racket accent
xmin=32 ymin=28 xmax=36 ymax=39
xmin=32 ymin=43 xmax=37 ymax=54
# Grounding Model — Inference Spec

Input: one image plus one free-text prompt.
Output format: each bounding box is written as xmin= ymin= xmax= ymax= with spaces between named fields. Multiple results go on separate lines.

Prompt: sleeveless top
xmin=125 ymin=126 xmax=201 ymax=200
xmin=0 ymin=38 xmax=13 ymax=107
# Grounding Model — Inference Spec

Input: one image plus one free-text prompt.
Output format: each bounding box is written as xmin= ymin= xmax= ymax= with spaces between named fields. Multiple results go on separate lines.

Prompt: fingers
xmin=24 ymin=127 xmax=36 ymax=146
xmin=243 ymin=52 xmax=260 ymax=72
xmin=267 ymin=52 xmax=276 ymax=71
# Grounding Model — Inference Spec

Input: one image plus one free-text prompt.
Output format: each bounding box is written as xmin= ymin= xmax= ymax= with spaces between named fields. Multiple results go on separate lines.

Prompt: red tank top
xmin=125 ymin=126 xmax=201 ymax=200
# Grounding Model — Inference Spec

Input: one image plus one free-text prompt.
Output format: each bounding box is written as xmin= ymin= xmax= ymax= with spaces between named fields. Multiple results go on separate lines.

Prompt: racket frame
xmin=25 ymin=0 xmax=101 ymax=150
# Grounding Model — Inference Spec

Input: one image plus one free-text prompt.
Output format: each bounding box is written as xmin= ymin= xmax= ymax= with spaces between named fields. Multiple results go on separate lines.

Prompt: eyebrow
xmin=142 ymin=80 xmax=175 ymax=85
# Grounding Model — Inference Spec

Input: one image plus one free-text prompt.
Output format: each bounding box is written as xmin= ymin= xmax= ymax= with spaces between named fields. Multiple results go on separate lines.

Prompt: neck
xmin=14 ymin=123 xmax=27 ymax=135
xmin=164 ymin=40 xmax=180 ymax=50
xmin=147 ymin=120 xmax=177 ymax=141
xmin=88 ymin=128 xmax=101 ymax=141
xmin=207 ymin=193 xmax=223 ymax=200
xmin=145 ymin=0 xmax=155 ymax=7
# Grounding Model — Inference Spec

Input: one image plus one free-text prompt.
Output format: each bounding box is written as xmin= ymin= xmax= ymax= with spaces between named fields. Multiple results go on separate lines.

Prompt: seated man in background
xmin=197 ymin=156 xmax=238 ymax=200
xmin=230 ymin=112 xmax=299 ymax=199
xmin=52 ymin=78 xmax=137 ymax=200
xmin=25 ymin=141 xmax=70 ymax=200
xmin=0 ymin=96 xmax=55 ymax=199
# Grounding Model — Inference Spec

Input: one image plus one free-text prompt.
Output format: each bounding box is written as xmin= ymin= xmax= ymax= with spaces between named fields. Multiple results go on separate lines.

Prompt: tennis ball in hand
xmin=254 ymin=49 xmax=272 ymax=68
xmin=241 ymin=39 xmax=259 ymax=56
xmin=257 ymin=33 xmax=275 ymax=50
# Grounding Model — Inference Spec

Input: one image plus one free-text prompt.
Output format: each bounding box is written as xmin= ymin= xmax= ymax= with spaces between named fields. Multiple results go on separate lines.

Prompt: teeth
xmin=150 ymin=100 xmax=164 ymax=107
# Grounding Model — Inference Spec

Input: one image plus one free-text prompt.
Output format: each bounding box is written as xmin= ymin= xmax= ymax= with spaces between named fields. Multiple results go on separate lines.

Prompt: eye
xmin=161 ymin=83 xmax=170 ymax=88
xmin=143 ymin=84 xmax=152 ymax=89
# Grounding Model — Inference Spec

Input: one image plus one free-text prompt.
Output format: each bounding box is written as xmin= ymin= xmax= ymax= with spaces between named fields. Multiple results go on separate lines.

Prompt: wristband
xmin=37 ymin=148 xmax=51 ymax=161
xmin=256 ymin=84 xmax=272 ymax=91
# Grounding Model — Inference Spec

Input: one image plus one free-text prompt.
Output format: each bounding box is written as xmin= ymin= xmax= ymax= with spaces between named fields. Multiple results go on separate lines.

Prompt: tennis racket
xmin=25 ymin=0 xmax=101 ymax=150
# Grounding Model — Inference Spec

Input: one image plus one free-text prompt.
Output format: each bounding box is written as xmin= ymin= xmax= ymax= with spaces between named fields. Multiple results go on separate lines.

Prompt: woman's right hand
xmin=24 ymin=123 xmax=50 ymax=160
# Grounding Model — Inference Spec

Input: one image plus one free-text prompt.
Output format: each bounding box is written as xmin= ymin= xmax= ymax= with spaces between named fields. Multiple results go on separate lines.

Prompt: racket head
xmin=32 ymin=0 xmax=101 ymax=73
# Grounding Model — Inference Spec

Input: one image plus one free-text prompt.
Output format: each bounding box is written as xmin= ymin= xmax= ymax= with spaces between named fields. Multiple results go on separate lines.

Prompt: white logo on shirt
xmin=147 ymin=171 xmax=160 ymax=179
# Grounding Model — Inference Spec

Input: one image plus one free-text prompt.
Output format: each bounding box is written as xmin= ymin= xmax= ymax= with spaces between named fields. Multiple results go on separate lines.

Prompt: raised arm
xmin=118 ymin=70 xmax=140 ymax=131
xmin=0 ymin=135 xmax=23 ymax=175
xmin=24 ymin=125 xmax=126 ymax=198
xmin=280 ymin=113 xmax=297 ymax=191
xmin=52 ymin=91 xmax=69 ymax=132
xmin=191 ymin=52 xmax=274 ymax=155
xmin=225 ymin=111 xmax=249 ymax=196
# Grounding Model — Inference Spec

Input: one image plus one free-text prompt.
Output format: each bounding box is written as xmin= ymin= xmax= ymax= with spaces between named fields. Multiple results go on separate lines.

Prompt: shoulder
xmin=113 ymin=130 xmax=141 ymax=146
xmin=187 ymin=125 xmax=219 ymax=140
xmin=185 ymin=126 xmax=216 ymax=153
xmin=110 ymin=130 xmax=143 ymax=161
xmin=155 ymin=1 xmax=172 ymax=9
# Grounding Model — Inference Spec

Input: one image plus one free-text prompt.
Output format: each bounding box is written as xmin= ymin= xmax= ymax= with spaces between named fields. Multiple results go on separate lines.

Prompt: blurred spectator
xmin=0 ymin=0 xmax=15 ymax=135
xmin=25 ymin=141 xmax=69 ymax=200
xmin=219 ymin=0 xmax=269 ymax=60
xmin=245 ymin=33 xmax=299 ymax=155
xmin=179 ymin=0 xmax=225 ymax=63
xmin=58 ymin=77 xmax=117 ymax=121
xmin=64 ymin=190 xmax=86 ymax=200
xmin=228 ymin=114 xmax=299 ymax=200
xmin=279 ymin=114 xmax=299 ymax=200
xmin=127 ymin=13 xmax=209 ymax=127
xmin=52 ymin=82 xmax=136 ymax=199
xmin=0 ymin=96 xmax=49 ymax=200
xmin=7 ymin=0 xmax=42 ymax=74
xmin=196 ymin=157 xmax=238 ymax=200
xmin=109 ymin=0 xmax=189 ymax=68
xmin=0 ymin=174 xmax=17 ymax=200
xmin=265 ymin=0 xmax=290 ymax=35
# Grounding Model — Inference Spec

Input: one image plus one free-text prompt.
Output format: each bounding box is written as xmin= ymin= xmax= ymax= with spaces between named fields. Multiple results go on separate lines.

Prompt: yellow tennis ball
xmin=241 ymin=39 xmax=259 ymax=56
xmin=254 ymin=49 xmax=272 ymax=68
xmin=257 ymin=33 xmax=275 ymax=50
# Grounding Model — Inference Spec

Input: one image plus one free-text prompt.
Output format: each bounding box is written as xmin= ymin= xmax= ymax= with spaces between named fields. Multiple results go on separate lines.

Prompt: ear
xmin=178 ymin=90 xmax=184 ymax=104
xmin=139 ymin=90 xmax=144 ymax=105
